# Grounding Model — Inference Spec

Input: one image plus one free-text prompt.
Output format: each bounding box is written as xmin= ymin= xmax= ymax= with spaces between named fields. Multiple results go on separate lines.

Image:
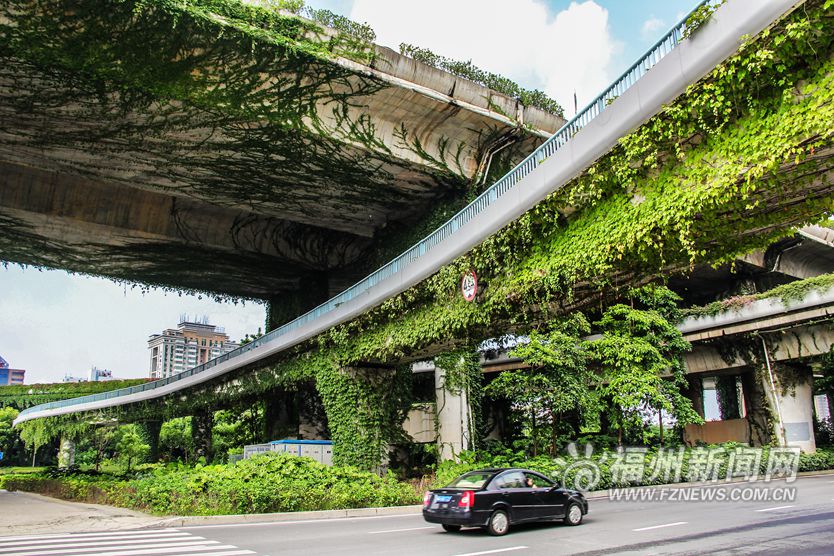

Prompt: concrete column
xmin=264 ymin=391 xmax=299 ymax=441
xmin=298 ymin=383 xmax=328 ymax=440
xmin=58 ymin=437 xmax=75 ymax=468
xmin=143 ymin=420 xmax=162 ymax=462
xmin=191 ymin=410 xmax=214 ymax=461
xmin=741 ymin=369 xmax=771 ymax=446
xmin=686 ymin=376 xmax=705 ymax=419
xmin=768 ymin=364 xmax=816 ymax=453
xmin=316 ymin=365 xmax=409 ymax=472
xmin=435 ymin=361 xmax=473 ymax=462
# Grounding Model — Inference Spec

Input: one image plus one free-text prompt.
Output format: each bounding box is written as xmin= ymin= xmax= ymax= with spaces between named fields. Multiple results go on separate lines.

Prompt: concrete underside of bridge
xmin=0 ymin=0 xmax=563 ymax=299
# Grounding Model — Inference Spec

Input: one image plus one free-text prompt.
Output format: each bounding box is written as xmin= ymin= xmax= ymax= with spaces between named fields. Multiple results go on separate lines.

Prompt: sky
xmin=0 ymin=0 xmax=699 ymax=384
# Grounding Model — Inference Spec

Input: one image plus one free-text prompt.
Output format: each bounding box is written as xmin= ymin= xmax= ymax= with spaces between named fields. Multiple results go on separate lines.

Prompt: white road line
xmin=0 ymin=534 xmax=193 ymax=549
xmin=160 ymin=553 xmax=254 ymax=556
xmin=178 ymin=513 xmax=418 ymax=530
xmin=755 ymin=505 xmax=795 ymax=512
xmin=452 ymin=547 xmax=528 ymax=556
xmin=633 ymin=521 xmax=688 ymax=532
xmin=6 ymin=540 xmax=220 ymax=556
xmin=368 ymin=526 xmax=434 ymax=534
xmin=0 ymin=531 xmax=187 ymax=543
xmin=61 ymin=544 xmax=248 ymax=556
xmin=0 ymin=530 xmax=259 ymax=556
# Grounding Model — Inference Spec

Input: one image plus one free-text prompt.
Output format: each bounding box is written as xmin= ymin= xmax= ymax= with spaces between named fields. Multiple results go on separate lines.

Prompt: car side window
xmin=494 ymin=471 xmax=527 ymax=489
xmin=524 ymin=472 xmax=554 ymax=488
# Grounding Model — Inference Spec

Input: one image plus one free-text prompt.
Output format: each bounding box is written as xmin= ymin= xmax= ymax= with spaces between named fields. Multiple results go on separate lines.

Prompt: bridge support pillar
xmin=264 ymin=391 xmax=299 ymax=441
xmin=298 ymin=384 xmax=328 ymax=440
xmin=58 ymin=437 xmax=75 ymax=468
xmin=685 ymin=376 xmax=705 ymax=419
xmin=192 ymin=411 xmax=214 ymax=461
xmin=435 ymin=361 xmax=473 ymax=462
xmin=764 ymin=363 xmax=816 ymax=453
xmin=317 ymin=364 xmax=410 ymax=473
xmin=142 ymin=420 xmax=162 ymax=462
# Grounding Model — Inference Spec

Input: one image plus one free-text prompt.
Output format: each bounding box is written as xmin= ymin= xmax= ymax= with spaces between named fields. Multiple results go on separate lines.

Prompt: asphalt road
xmin=2 ymin=475 xmax=834 ymax=556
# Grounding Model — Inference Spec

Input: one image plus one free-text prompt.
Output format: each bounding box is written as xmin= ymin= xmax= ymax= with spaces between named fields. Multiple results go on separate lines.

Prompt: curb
xmin=154 ymin=504 xmax=423 ymax=528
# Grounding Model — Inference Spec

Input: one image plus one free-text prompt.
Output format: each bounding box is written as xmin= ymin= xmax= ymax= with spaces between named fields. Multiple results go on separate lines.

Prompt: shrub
xmin=0 ymin=453 xmax=419 ymax=515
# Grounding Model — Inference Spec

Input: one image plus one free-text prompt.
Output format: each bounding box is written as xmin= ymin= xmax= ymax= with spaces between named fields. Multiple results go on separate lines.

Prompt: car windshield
xmin=446 ymin=471 xmax=494 ymax=489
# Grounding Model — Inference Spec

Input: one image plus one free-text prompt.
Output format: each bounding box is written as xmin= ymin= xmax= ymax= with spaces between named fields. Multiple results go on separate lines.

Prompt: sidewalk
xmin=0 ymin=489 xmax=165 ymax=536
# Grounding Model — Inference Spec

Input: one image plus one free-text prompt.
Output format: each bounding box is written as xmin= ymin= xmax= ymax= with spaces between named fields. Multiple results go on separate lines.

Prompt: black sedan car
xmin=423 ymin=468 xmax=588 ymax=536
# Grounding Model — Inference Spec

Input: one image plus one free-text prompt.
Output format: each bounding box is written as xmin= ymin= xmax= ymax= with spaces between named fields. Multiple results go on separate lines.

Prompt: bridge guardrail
xmin=17 ymin=0 xmax=711 ymax=419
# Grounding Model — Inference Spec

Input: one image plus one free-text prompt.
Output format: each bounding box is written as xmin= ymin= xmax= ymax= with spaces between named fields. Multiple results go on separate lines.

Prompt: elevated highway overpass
xmin=0 ymin=0 xmax=562 ymax=300
xmin=11 ymin=0 xmax=834 ymax=467
xmin=13 ymin=0 xmax=816 ymax=422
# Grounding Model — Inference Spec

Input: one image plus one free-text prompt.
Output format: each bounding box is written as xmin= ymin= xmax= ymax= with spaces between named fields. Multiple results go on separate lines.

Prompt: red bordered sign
xmin=461 ymin=270 xmax=478 ymax=302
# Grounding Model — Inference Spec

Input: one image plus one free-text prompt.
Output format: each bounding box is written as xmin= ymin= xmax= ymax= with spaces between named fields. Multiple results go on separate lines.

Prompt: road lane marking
xmin=0 ymin=533 xmax=193 ymax=549
xmin=5 ymin=540 xmax=221 ymax=555
xmin=368 ymin=526 xmax=434 ymax=534
xmin=178 ymin=513 xmax=419 ymax=530
xmin=0 ymin=531 xmax=257 ymax=556
xmin=452 ymin=547 xmax=528 ymax=556
xmin=60 ymin=545 xmax=247 ymax=556
xmin=0 ymin=537 xmax=207 ymax=552
xmin=633 ymin=521 xmax=687 ymax=532
xmin=755 ymin=505 xmax=795 ymax=512
xmin=0 ymin=531 xmax=189 ymax=543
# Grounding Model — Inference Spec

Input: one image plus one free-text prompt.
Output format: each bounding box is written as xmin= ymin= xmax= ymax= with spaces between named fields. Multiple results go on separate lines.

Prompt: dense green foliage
xmin=0 ymin=379 xmax=149 ymax=410
xmin=486 ymin=286 xmax=700 ymax=455
xmin=684 ymin=271 xmax=834 ymax=318
xmin=0 ymin=407 xmax=26 ymax=465
xmin=0 ymin=453 xmax=419 ymax=515
xmin=487 ymin=314 xmax=592 ymax=456
xmin=589 ymin=286 xmax=701 ymax=444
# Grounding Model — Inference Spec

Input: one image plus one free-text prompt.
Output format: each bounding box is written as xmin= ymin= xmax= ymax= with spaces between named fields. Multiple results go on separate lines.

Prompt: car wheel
xmin=488 ymin=509 xmax=510 ymax=536
xmin=442 ymin=524 xmax=462 ymax=533
xmin=563 ymin=503 xmax=583 ymax=526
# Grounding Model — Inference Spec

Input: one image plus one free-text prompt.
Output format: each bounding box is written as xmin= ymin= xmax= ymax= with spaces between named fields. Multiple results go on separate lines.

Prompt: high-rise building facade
xmin=148 ymin=319 xmax=239 ymax=379
xmin=0 ymin=355 xmax=25 ymax=385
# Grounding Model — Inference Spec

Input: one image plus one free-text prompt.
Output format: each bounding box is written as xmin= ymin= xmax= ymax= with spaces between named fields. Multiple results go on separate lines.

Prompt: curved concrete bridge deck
xmin=0 ymin=0 xmax=563 ymax=298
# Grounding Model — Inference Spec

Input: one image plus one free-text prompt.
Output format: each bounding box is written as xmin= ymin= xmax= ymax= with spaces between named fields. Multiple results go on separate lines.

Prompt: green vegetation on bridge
xmin=0 ymin=380 xmax=149 ymax=411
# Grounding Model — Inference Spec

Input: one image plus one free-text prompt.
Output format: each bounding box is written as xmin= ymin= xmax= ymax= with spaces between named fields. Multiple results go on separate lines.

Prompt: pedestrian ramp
xmin=0 ymin=529 xmax=258 ymax=556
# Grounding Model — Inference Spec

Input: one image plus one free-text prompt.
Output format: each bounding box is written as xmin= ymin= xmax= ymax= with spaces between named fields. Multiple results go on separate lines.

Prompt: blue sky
xmin=0 ymin=0 xmax=700 ymax=383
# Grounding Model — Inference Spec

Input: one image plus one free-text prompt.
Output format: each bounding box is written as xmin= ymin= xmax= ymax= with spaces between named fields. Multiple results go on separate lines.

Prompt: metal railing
xmin=18 ymin=0 xmax=710 ymax=419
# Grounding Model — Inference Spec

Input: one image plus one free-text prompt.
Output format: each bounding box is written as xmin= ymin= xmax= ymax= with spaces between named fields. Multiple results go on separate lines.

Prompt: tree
xmin=589 ymin=285 xmax=702 ymax=445
xmin=159 ymin=417 xmax=194 ymax=463
xmin=90 ymin=426 xmax=117 ymax=472
xmin=0 ymin=407 xmax=24 ymax=465
xmin=486 ymin=314 xmax=593 ymax=456
xmin=115 ymin=425 xmax=150 ymax=473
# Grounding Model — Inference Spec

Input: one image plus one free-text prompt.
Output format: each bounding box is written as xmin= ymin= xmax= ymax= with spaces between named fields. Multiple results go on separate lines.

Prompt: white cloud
xmin=641 ymin=16 xmax=665 ymax=40
xmin=349 ymin=0 xmax=619 ymax=116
